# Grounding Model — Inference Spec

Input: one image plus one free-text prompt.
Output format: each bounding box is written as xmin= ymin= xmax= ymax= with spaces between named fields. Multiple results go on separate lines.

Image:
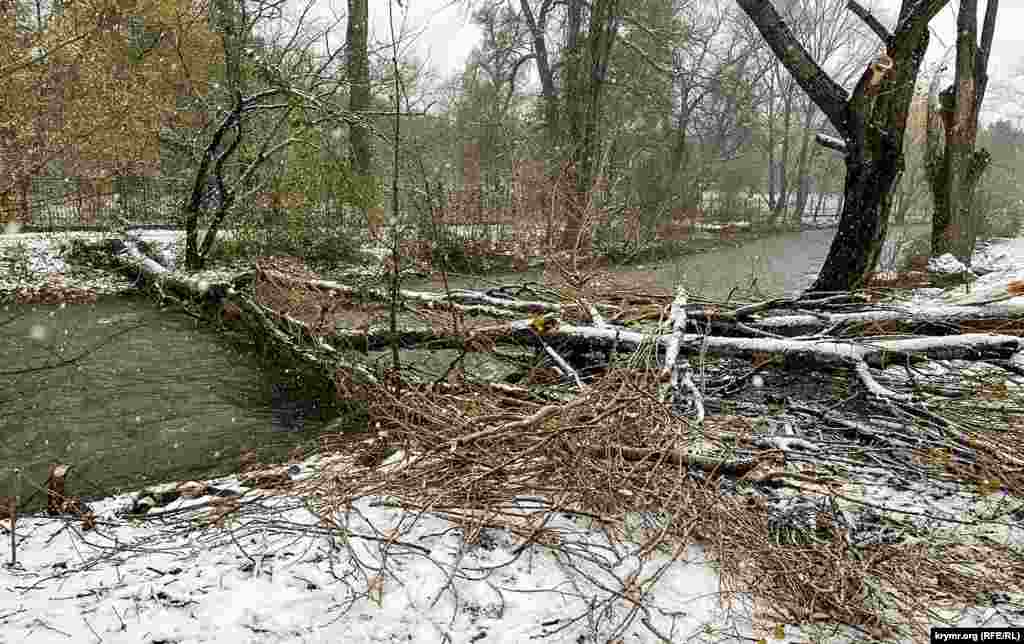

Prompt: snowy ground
xmin=0 ymin=226 xmax=231 ymax=299
xmin=3 ymin=229 xmax=1024 ymax=642
xmin=1 ymin=452 xmax=1021 ymax=644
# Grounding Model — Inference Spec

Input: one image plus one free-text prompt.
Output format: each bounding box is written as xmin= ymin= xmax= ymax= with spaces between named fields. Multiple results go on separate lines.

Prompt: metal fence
xmin=1 ymin=177 xmax=185 ymax=230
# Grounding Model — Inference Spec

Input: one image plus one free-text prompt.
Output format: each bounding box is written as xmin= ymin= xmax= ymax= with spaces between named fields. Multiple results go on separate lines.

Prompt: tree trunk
xmin=520 ymin=0 xmax=559 ymax=141
xmin=770 ymin=80 xmax=794 ymax=226
xmin=791 ymin=100 xmax=819 ymax=227
xmin=737 ymin=0 xmax=948 ymax=293
xmin=927 ymin=0 xmax=998 ymax=265
xmin=767 ymin=74 xmax=776 ymax=216
xmin=346 ymin=0 xmax=371 ymax=179
xmin=560 ymin=0 xmax=620 ymax=252
xmin=812 ymin=147 xmax=901 ymax=291
xmin=664 ymin=97 xmax=692 ymax=208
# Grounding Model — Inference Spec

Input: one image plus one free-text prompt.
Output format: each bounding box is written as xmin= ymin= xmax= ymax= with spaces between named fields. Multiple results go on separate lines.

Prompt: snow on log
xmin=107 ymin=240 xmax=378 ymax=386
xmin=815 ymin=132 xmax=847 ymax=153
xmin=541 ymin=339 xmax=584 ymax=390
xmin=246 ymin=269 xmax=570 ymax=315
xmin=660 ymin=287 xmax=704 ymax=422
xmin=752 ymin=301 xmax=1024 ymax=333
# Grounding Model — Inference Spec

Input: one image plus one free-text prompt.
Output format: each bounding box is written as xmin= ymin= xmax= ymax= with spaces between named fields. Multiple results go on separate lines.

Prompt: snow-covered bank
xmin=3 ymin=451 xmax=1020 ymax=644
xmin=1 ymin=468 xmax=744 ymax=644
xmin=0 ymin=227 xmax=243 ymax=301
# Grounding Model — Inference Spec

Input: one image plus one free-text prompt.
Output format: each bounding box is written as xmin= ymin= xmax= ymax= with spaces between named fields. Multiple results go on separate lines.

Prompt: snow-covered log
xmin=660 ymin=287 xmax=704 ymax=422
xmin=106 ymin=239 xmax=378 ymax=387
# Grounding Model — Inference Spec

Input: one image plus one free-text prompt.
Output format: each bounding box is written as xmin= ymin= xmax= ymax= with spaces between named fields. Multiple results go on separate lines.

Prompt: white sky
xmin=879 ymin=0 xmax=1024 ymax=119
xmin=368 ymin=1 xmax=481 ymax=79
xmin=365 ymin=0 xmax=1023 ymax=121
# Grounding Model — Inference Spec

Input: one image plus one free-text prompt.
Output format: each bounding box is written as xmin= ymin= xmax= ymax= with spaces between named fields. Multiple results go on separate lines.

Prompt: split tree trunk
xmin=736 ymin=0 xmax=949 ymax=293
xmin=927 ymin=0 xmax=999 ymax=265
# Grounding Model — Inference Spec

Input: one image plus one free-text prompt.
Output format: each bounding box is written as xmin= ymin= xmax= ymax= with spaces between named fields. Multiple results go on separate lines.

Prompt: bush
xmin=206 ymin=207 xmax=363 ymax=269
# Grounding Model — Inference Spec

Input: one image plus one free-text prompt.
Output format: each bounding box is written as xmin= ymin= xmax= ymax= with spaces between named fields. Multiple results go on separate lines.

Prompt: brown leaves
xmin=0 ymin=496 xmax=16 ymax=531
xmin=2 ymin=0 xmax=221 ymax=192
xmin=46 ymin=463 xmax=70 ymax=516
xmin=239 ymin=467 xmax=291 ymax=489
xmin=176 ymin=481 xmax=209 ymax=498
xmin=206 ymin=496 xmax=240 ymax=527
xmin=1007 ymin=280 xmax=1024 ymax=297
xmin=750 ymin=352 xmax=778 ymax=370
xmin=239 ymin=448 xmax=260 ymax=473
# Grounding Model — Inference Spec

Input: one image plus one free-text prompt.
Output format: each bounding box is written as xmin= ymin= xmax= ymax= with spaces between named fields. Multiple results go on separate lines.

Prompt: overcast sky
xmin=366 ymin=1 xmax=1023 ymax=122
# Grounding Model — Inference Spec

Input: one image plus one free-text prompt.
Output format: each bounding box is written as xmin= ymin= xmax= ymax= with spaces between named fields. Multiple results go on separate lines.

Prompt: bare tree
xmin=178 ymin=0 xmax=347 ymax=270
xmin=736 ymin=0 xmax=949 ymax=292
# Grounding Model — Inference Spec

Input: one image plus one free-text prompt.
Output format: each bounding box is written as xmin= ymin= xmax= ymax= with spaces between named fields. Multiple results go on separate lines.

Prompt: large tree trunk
xmin=813 ymin=144 xmax=901 ymax=291
xmin=737 ymin=0 xmax=948 ymax=293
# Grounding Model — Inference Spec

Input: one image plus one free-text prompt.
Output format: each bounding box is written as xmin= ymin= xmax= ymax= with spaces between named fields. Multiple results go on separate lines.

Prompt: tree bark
xmin=560 ymin=0 xmax=620 ymax=252
xmin=736 ymin=0 xmax=949 ymax=293
xmin=346 ymin=0 xmax=372 ymax=179
xmin=769 ymin=78 xmax=795 ymax=226
xmin=928 ymin=0 xmax=998 ymax=265
xmin=520 ymin=0 xmax=559 ymax=140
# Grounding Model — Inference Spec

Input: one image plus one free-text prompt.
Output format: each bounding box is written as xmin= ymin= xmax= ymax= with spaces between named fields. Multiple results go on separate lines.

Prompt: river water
xmin=426 ymin=224 xmax=929 ymax=301
xmin=0 ymin=296 xmax=339 ymax=507
xmin=0 ymin=224 xmax=928 ymax=504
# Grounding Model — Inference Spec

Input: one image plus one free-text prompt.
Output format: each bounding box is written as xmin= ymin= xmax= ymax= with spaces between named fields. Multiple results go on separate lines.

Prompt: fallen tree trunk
xmin=94 ymin=240 xmax=1024 ymax=415
xmin=105 ymin=240 xmax=379 ymax=393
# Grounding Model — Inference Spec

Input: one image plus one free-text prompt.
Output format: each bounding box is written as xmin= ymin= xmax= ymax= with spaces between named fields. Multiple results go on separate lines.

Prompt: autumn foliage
xmin=1 ymin=0 xmax=221 ymax=210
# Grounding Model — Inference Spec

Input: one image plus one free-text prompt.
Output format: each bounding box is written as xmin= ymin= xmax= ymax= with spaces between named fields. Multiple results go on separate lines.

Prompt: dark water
xmin=0 ymin=295 xmax=337 ymax=506
xmin=420 ymin=224 xmax=929 ymax=301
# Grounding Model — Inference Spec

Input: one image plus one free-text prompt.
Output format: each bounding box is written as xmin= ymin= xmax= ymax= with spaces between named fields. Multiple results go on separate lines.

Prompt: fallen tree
xmin=77 ymin=239 xmax=1024 ymax=641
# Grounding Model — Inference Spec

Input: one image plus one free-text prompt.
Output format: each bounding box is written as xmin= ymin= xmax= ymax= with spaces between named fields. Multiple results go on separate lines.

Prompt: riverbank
xmin=0 ymin=221 xmax=873 ymax=304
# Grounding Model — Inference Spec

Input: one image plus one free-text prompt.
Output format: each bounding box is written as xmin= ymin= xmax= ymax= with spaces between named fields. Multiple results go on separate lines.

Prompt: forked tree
xmin=926 ymin=0 xmax=999 ymax=265
xmin=736 ymin=0 xmax=950 ymax=293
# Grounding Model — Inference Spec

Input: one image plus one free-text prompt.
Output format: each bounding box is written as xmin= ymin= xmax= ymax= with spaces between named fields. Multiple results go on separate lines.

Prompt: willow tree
xmin=736 ymin=0 xmax=949 ymax=293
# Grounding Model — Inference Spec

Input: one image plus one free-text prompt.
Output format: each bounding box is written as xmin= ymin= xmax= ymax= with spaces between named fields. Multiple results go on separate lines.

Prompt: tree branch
xmin=975 ymin=0 xmax=999 ymax=106
xmin=734 ymin=0 xmax=850 ymax=137
xmin=815 ymin=132 xmax=848 ymax=154
xmin=846 ymin=0 xmax=892 ymax=44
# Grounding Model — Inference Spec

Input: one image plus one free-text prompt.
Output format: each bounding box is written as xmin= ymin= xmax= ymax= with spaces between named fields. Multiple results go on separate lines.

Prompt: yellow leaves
xmin=529 ymin=313 xmax=560 ymax=335
xmin=2 ymin=0 xmax=220 ymax=182
xmin=917 ymin=447 xmax=952 ymax=469
xmin=976 ymin=478 xmax=1003 ymax=496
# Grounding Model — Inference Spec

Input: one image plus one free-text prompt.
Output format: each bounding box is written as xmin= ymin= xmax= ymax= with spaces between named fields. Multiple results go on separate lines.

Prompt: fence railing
xmin=1 ymin=177 xmax=185 ymax=230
